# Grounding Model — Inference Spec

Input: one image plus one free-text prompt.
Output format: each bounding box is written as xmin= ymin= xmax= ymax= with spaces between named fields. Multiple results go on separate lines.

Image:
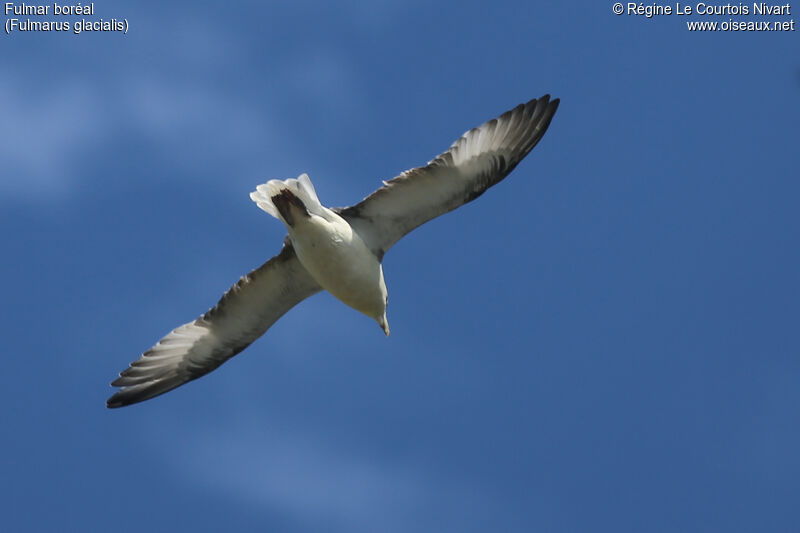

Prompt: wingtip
xmin=106 ymin=377 xmax=124 ymax=408
xmin=531 ymin=94 xmax=560 ymax=127
xmin=105 ymin=382 xmax=174 ymax=409
xmin=106 ymin=382 xmax=136 ymax=408
xmin=532 ymin=94 xmax=559 ymax=109
xmin=106 ymin=394 xmax=124 ymax=409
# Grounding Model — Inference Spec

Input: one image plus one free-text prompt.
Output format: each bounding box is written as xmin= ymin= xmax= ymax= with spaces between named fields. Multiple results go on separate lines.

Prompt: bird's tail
xmin=250 ymin=173 xmax=324 ymax=225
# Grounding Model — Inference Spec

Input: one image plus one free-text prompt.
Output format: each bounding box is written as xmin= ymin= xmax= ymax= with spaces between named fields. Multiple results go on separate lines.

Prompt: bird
xmin=107 ymin=95 xmax=560 ymax=408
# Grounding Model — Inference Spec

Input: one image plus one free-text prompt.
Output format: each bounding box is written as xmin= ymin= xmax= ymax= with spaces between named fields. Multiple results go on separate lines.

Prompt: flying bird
xmin=107 ymin=95 xmax=560 ymax=408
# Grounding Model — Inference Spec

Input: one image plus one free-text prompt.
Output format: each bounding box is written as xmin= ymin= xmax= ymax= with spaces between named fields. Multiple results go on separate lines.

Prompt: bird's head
xmin=377 ymin=312 xmax=390 ymax=337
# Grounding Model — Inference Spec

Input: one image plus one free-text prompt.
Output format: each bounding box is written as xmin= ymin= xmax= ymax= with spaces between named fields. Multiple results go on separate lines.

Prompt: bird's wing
xmin=338 ymin=95 xmax=559 ymax=257
xmin=107 ymin=242 xmax=321 ymax=408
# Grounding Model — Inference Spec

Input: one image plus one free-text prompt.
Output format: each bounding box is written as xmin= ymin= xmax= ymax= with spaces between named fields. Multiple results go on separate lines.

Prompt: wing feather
xmin=339 ymin=95 xmax=559 ymax=256
xmin=107 ymin=243 xmax=321 ymax=408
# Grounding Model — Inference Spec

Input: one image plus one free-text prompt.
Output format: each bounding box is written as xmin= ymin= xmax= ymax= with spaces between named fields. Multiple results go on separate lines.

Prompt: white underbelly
xmin=290 ymin=217 xmax=386 ymax=317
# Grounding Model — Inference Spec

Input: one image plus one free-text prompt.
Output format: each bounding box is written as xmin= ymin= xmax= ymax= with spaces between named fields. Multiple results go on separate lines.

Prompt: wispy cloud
xmin=0 ymin=8 xmax=365 ymax=203
xmin=152 ymin=420 xmax=500 ymax=532
xmin=0 ymin=78 xmax=102 ymax=198
xmin=0 ymin=71 xmax=283 ymax=201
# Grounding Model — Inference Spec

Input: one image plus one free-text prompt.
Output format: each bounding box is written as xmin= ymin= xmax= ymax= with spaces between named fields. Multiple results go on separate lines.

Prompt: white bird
xmin=107 ymin=95 xmax=560 ymax=408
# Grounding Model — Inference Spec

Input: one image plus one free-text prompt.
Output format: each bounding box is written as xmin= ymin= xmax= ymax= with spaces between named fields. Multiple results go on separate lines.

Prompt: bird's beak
xmin=378 ymin=313 xmax=390 ymax=337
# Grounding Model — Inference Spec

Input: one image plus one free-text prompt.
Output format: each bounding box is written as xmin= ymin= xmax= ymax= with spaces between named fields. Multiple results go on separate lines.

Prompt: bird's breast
xmin=289 ymin=216 xmax=386 ymax=318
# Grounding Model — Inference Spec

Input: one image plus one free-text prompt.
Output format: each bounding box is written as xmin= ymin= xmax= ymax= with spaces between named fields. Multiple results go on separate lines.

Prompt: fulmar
xmin=107 ymin=95 xmax=560 ymax=408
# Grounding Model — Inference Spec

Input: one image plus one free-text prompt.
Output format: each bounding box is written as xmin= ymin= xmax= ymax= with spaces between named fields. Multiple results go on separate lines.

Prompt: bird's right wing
xmin=338 ymin=96 xmax=559 ymax=257
xmin=107 ymin=242 xmax=321 ymax=408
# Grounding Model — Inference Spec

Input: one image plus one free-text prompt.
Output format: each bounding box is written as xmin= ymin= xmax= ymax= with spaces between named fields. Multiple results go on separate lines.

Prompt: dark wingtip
xmin=105 ymin=385 xmax=168 ymax=409
xmin=106 ymin=395 xmax=124 ymax=409
xmin=532 ymin=94 xmax=559 ymax=111
xmin=106 ymin=377 xmax=175 ymax=409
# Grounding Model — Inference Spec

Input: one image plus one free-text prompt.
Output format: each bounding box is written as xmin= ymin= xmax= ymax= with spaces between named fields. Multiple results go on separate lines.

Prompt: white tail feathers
xmin=250 ymin=173 xmax=324 ymax=223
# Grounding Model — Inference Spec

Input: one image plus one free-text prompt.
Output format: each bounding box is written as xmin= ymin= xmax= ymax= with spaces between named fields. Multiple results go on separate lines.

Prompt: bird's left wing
xmin=107 ymin=242 xmax=321 ymax=408
xmin=338 ymin=95 xmax=559 ymax=257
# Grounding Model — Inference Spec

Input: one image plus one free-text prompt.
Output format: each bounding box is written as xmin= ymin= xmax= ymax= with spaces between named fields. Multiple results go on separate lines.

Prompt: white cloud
xmin=0 ymin=78 xmax=101 ymax=198
xmin=0 ymin=72 xmax=285 ymax=201
xmin=152 ymin=420 xmax=499 ymax=532
xmin=0 ymin=11 xmax=365 ymax=203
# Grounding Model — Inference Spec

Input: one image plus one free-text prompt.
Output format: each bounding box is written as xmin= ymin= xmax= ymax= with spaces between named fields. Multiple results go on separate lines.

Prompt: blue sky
xmin=2 ymin=1 xmax=798 ymax=531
